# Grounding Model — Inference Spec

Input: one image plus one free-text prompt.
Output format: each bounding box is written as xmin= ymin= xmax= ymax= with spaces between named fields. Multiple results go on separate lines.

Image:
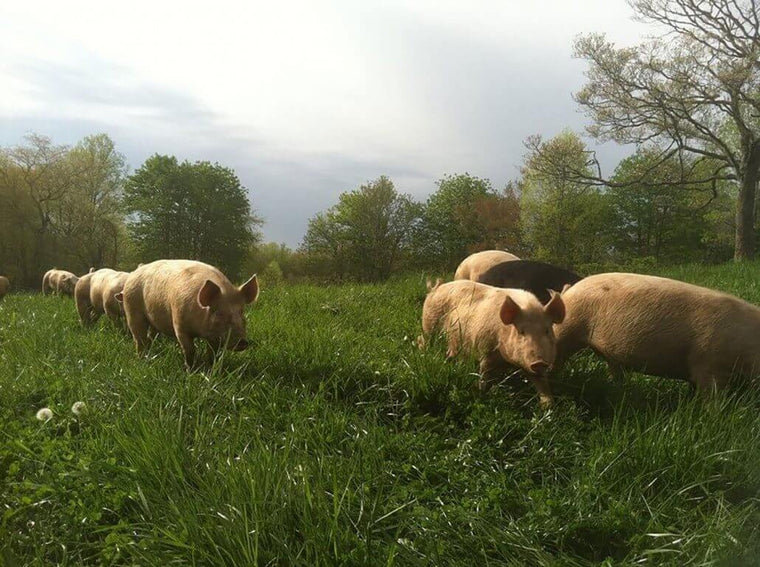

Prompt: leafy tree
xmin=0 ymin=134 xmax=76 ymax=284
xmin=124 ymin=155 xmax=260 ymax=278
xmin=261 ymin=260 xmax=284 ymax=286
xmin=0 ymin=133 xmax=127 ymax=286
xmin=301 ymin=176 xmax=421 ymax=281
xmin=573 ymin=0 xmax=760 ymax=259
xmin=244 ymin=242 xmax=307 ymax=282
xmin=420 ymin=173 xmax=521 ymax=268
xmin=471 ymin=182 xmax=524 ymax=256
xmin=520 ymin=131 xmax=613 ymax=267
xmin=54 ymin=134 xmax=127 ymax=269
xmin=607 ymin=147 xmax=729 ymax=262
xmin=301 ymin=210 xmax=352 ymax=280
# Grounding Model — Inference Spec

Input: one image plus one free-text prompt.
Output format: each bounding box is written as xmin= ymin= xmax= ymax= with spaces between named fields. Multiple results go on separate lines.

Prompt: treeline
xmin=290 ymin=130 xmax=735 ymax=281
xmin=0 ymin=134 xmax=259 ymax=288
xmin=0 ymin=130 xmax=737 ymax=288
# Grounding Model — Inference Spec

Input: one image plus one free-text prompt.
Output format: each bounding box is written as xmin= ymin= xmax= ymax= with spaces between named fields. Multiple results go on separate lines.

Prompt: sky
xmin=0 ymin=0 xmax=648 ymax=246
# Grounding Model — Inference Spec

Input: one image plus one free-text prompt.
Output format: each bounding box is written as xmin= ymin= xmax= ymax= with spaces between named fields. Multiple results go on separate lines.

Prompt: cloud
xmin=0 ymin=0 xmax=643 ymax=246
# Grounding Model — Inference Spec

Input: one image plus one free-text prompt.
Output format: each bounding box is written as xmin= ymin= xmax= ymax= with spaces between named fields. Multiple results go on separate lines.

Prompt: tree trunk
xmin=735 ymin=162 xmax=759 ymax=261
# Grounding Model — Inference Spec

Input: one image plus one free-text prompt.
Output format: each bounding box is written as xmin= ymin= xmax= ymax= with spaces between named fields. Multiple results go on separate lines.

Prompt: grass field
xmin=1 ymin=264 xmax=760 ymax=565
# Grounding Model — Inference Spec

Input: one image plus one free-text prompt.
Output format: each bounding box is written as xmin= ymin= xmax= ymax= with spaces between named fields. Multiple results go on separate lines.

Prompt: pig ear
xmin=198 ymin=279 xmax=221 ymax=308
xmin=89 ymin=267 xmax=95 ymax=273
xmin=239 ymin=274 xmax=259 ymax=304
xmin=114 ymin=292 xmax=124 ymax=303
xmin=499 ymin=295 xmax=521 ymax=325
xmin=544 ymin=290 xmax=566 ymax=324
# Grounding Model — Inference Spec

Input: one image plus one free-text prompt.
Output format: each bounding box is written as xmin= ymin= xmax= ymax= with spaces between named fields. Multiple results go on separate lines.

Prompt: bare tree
xmin=573 ymin=0 xmax=760 ymax=259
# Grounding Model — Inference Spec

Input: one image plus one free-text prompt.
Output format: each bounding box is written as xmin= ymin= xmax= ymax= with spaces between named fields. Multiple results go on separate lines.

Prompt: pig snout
xmin=528 ymin=361 xmax=551 ymax=375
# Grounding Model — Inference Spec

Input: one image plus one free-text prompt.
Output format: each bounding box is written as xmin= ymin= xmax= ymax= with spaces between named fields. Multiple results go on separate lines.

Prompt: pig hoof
xmin=538 ymin=396 xmax=554 ymax=409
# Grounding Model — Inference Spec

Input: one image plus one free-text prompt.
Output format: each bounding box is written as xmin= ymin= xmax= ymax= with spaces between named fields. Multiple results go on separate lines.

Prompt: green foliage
xmin=607 ymin=148 xmax=734 ymax=263
xmin=124 ymin=155 xmax=261 ymax=279
xmin=0 ymin=133 xmax=127 ymax=287
xmin=302 ymin=176 xmax=422 ymax=281
xmin=2 ymin=264 xmax=760 ymax=564
xmin=520 ymin=131 xmax=613 ymax=267
xmin=419 ymin=173 xmax=523 ymax=269
xmin=245 ymin=242 xmax=305 ymax=282
xmin=261 ymin=259 xmax=284 ymax=286
xmin=574 ymin=1 xmax=760 ymax=259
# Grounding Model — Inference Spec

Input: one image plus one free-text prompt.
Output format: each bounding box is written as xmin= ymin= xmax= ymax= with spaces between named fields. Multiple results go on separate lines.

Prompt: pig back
xmin=477 ymin=260 xmax=581 ymax=303
xmin=426 ymin=280 xmax=525 ymax=355
xmin=454 ymin=250 xmax=519 ymax=281
xmin=126 ymin=260 xmax=234 ymax=336
xmin=559 ymin=273 xmax=760 ymax=380
xmin=89 ymin=269 xmax=118 ymax=305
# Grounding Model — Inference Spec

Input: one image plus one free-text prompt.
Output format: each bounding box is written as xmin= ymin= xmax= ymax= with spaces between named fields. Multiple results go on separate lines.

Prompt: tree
xmin=573 ymin=0 xmax=760 ymax=259
xmin=420 ymin=173 xmax=522 ymax=268
xmin=469 ymin=182 xmax=524 ymax=256
xmin=124 ymin=155 xmax=260 ymax=278
xmin=301 ymin=176 xmax=421 ymax=281
xmin=0 ymin=134 xmax=75 ymax=284
xmin=607 ymin=147 xmax=731 ymax=262
xmin=0 ymin=133 xmax=127 ymax=286
xmin=301 ymin=210 xmax=352 ymax=280
xmin=54 ymin=134 xmax=127 ymax=268
xmin=521 ymin=131 xmax=613 ymax=267
xmin=245 ymin=242 xmax=305 ymax=282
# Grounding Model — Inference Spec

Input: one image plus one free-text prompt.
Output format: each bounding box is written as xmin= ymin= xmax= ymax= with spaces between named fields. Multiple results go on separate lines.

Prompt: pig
xmin=75 ymin=268 xmax=130 ymax=326
xmin=119 ymin=259 xmax=259 ymax=369
xmin=42 ymin=269 xmax=80 ymax=296
xmin=420 ymin=279 xmax=566 ymax=406
xmin=0 ymin=276 xmax=9 ymax=300
xmin=555 ymin=272 xmax=760 ymax=391
xmin=476 ymin=260 xmax=583 ymax=304
xmin=454 ymin=250 xmax=520 ymax=281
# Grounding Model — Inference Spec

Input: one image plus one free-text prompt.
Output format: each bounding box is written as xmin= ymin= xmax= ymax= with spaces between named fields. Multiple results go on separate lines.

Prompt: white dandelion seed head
xmin=71 ymin=401 xmax=86 ymax=416
xmin=36 ymin=408 xmax=53 ymax=422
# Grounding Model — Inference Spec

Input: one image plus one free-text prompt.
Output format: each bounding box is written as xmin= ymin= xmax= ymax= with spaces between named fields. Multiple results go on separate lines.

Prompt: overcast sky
xmin=0 ymin=0 xmax=647 ymax=246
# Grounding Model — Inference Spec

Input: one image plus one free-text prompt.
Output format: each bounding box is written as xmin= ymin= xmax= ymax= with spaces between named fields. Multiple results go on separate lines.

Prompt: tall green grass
xmin=0 ymin=266 xmax=759 ymax=565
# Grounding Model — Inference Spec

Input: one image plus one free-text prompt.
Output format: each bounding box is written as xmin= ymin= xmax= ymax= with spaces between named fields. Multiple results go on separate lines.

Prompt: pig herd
xmin=39 ymin=262 xmax=259 ymax=370
xmin=423 ymin=249 xmax=760 ymax=406
xmin=4 ymin=250 xmax=760 ymax=408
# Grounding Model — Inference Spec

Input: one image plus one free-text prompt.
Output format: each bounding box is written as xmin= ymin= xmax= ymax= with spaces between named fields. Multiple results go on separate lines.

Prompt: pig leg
xmin=76 ymin=300 xmax=94 ymax=327
xmin=526 ymin=374 xmax=554 ymax=409
xmin=607 ymin=361 xmax=625 ymax=383
xmin=445 ymin=332 xmax=461 ymax=359
xmin=204 ymin=339 xmax=225 ymax=366
xmin=127 ymin=311 xmax=151 ymax=358
xmin=690 ymin=368 xmax=723 ymax=395
xmin=85 ymin=307 xmax=99 ymax=326
xmin=105 ymin=310 xmax=120 ymax=327
xmin=174 ymin=326 xmax=197 ymax=371
xmin=416 ymin=334 xmax=426 ymax=350
xmin=478 ymin=350 xmax=509 ymax=392
xmin=89 ymin=309 xmax=102 ymax=326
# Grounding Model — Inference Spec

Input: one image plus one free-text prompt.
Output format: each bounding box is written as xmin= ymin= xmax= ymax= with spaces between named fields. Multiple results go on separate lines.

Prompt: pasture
xmin=1 ymin=263 xmax=759 ymax=565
